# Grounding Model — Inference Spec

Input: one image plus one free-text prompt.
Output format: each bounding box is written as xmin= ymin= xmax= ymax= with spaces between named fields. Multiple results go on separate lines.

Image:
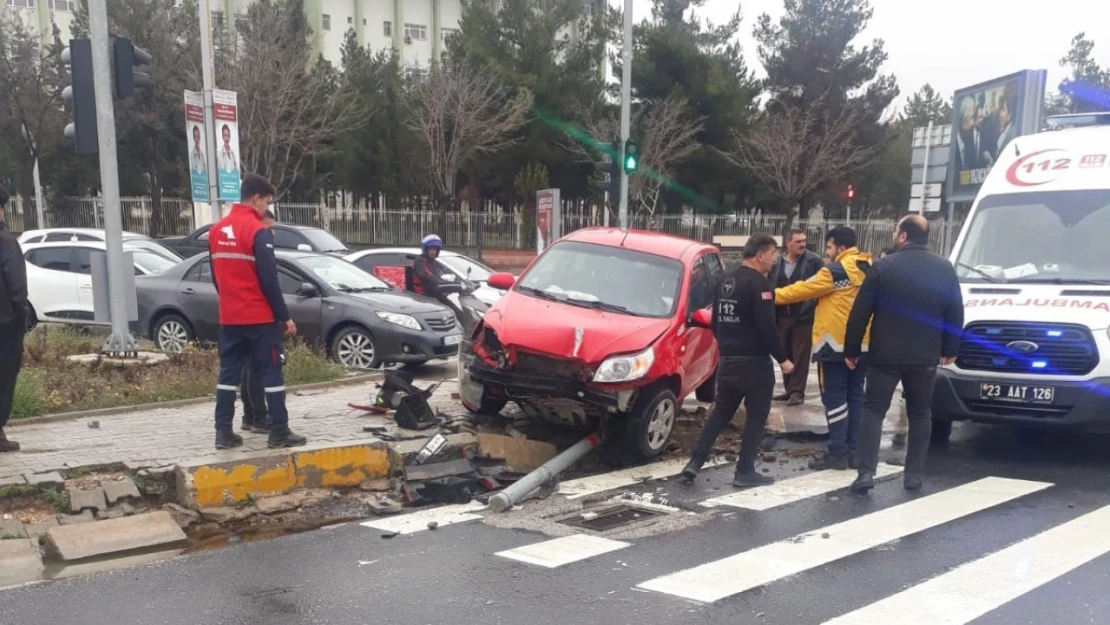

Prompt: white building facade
xmin=3 ymin=0 xmax=602 ymax=73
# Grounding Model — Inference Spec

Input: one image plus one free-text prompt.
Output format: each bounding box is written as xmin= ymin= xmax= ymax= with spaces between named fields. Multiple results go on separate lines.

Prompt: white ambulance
xmin=933 ymin=112 xmax=1110 ymax=441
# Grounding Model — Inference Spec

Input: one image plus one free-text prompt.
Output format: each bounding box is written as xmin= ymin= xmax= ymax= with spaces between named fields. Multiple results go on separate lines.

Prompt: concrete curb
xmin=10 ymin=373 xmax=382 ymax=426
xmin=175 ymin=433 xmax=477 ymax=508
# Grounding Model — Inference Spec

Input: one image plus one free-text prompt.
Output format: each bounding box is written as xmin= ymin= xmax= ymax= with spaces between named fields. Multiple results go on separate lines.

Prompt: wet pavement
xmin=2 ymin=419 xmax=1109 ymax=625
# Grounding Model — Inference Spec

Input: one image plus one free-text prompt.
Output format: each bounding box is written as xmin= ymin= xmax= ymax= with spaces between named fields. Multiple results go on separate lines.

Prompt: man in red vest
xmin=209 ymin=174 xmax=306 ymax=449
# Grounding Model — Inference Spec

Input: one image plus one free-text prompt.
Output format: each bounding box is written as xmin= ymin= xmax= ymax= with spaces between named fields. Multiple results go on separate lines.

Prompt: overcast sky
xmin=621 ymin=0 xmax=1110 ymax=109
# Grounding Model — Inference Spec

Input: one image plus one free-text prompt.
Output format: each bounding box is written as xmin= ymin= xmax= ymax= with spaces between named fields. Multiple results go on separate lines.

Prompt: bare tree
xmin=214 ymin=0 xmax=365 ymax=195
xmin=721 ymin=96 xmax=879 ymax=218
xmin=407 ymin=60 xmax=531 ymax=211
xmin=564 ymin=94 xmax=703 ymax=216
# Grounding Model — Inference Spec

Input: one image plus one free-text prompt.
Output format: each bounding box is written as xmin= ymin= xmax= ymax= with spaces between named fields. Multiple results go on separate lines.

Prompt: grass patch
xmin=11 ymin=327 xmax=346 ymax=420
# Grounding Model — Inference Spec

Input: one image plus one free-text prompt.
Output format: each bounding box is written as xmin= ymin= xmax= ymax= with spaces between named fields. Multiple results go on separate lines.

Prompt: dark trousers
xmin=215 ymin=323 xmax=289 ymax=434
xmin=817 ymin=359 xmax=866 ymax=458
xmin=776 ymin=317 xmax=812 ymax=396
xmin=240 ymin=358 xmax=267 ymax=426
xmin=0 ymin=322 xmax=25 ymax=429
xmin=857 ymin=365 xmax=938 ymax=479
xmin=690 ymin=358 xmax=775 ymax=474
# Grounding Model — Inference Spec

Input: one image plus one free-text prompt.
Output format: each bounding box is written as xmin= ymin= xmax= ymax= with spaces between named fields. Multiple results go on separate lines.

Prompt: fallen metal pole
xmin=488 ymin=433 xmax=601 ymax=513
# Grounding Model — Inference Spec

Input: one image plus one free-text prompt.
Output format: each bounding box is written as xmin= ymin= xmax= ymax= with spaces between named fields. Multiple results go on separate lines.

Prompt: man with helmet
xmin=413 ymin=234 xmax=462 ymax=317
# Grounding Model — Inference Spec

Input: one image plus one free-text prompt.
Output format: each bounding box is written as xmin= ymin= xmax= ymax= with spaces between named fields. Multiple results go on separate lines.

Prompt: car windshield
xmin=439 ymin=254 xmax=494 ymax=282
xmin=954 ymin=190 xmax=1110 ymax=285
xmin=132 ymin=249 xmax=177 ymax=275
xmin=300 ymin=228 xmax=348 ymax=253
xmin=296 ymin=255 xmax=390 ymax=292
xmin=516 ymin=240 xmax=683 ymax=318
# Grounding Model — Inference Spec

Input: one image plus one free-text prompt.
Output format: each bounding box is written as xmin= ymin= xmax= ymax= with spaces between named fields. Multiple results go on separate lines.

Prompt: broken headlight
xmin=593 ymin=347 xmax=655 ymax=383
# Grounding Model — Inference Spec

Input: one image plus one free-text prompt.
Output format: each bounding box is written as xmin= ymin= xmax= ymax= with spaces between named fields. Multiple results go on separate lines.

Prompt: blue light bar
xmin=1032 ymin=361 xmax=1048 ymax=369
xmin=1047 ymin=330 xmax=1062 ymax=337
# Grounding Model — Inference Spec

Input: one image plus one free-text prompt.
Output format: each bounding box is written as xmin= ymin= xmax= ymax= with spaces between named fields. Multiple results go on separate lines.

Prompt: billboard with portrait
xmin=947 ymin=70 xmax=1047 ymax=202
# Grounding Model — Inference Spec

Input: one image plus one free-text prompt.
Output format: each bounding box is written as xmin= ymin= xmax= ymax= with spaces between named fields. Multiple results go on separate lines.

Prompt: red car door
xmin=678 ymin=255 xmax=717 ymax=398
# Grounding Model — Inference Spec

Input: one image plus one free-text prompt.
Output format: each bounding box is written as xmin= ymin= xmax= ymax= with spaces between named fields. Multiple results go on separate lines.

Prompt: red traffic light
xmin=846 ymin=185 xmax=855 ymax=200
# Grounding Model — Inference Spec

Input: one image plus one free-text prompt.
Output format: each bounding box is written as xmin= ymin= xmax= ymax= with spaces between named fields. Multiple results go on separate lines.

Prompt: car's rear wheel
xmin=695 ymin=367 xmax=717 ymax=403
xmin=153 ymin=314 xmax=193 ymax=353
xmin=24 ymin=303 xmax=38 ymax=332
xmin=606 ymin=387 xmax=678 ymax=463
xmin=331 ymin=326 xmax=381 ymax=369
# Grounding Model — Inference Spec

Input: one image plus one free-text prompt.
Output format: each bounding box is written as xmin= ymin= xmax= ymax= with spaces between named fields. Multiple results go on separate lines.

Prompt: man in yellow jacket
xmin=774 ymin=226 xmax=872 ymax=470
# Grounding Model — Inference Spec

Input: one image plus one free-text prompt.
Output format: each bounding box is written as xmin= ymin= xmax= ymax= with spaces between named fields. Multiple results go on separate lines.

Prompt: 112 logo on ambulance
xmin=1005 ymin=149 xmax=1108 ymax=187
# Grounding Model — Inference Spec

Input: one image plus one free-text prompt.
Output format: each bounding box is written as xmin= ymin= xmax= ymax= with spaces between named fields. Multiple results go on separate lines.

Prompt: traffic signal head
xmin=846 ymin=185 xmax=855 ymax=200
xmin=62 ymin=39 xmax=99 ymax=154
xmin=112 ymin=36 xmax=152 ymax=98
xmin=594 ymin=140 xmax=622 ymax=198
xmin=623 ymin=139 xmax=638 ymax=174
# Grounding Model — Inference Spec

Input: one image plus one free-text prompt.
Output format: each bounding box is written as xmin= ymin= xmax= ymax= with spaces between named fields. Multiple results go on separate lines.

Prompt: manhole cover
xmin=559 ymin=504 xmax=664 ymax=531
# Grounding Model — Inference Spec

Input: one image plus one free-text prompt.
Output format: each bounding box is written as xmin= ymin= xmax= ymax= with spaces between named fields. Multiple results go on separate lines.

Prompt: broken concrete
xmin=24 ymin=517 xmax=58 ymax=538
xmin=45 ymin=511 xmax=187 ymax=563
xmin=58 ymin=510 xmax=95 ymax=526
xmin=476 ymin=433 xmax=557 ymax=472
xmin=0 ymin=538 xmax=43 ymax=587
xmin=24 ymin=472 xmax=64 ymax=489
xmin=67 ymin=487 xmax=108 ymax=513
xmin=1 ymin=519 xmax=27 ymax=539
xmin=102 ymin=478 xmax=141 ymax=504
xmin=0 ymin=475 xmax=26 ymax=487
xmin=199 ymin=507 xmax=256 ymax=524
xmin=255 ymin=493 xmax=305 ymax=515
xmin=359 ymin=478 xmax=390 ymax=492
xmin=162 ymin=504 xmax=200 ymax=529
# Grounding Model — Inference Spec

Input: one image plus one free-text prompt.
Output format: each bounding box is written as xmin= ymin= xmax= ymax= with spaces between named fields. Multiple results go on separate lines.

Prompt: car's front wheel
xmin=331 ymin=326 xmax=381 ymax=369
xmin=153 ymin=314 xmax=193 ymax=353
xmin=606 ymin=387 xmax=678 ymax=463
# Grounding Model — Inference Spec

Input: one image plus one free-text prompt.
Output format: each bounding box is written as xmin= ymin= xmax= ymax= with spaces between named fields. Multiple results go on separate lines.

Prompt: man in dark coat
xmin=844 ymin=215 xmax=964 ymax=493
xmin=768 ymin=228 xmax=823 ymax=405
xmin=0 ymin=186 xmax=28 ymax=453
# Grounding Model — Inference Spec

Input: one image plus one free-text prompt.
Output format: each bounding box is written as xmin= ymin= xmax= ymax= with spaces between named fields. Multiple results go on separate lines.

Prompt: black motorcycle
xmin=437 ymin=278 xmax=489 ymax=335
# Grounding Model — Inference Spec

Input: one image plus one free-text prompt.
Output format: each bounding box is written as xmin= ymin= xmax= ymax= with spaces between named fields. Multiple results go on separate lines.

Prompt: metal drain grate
xmin=559 ymin=504 xmax=664 ymax=531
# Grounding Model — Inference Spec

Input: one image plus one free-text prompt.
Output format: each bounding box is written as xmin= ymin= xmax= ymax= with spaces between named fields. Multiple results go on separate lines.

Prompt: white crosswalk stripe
xmin=636 ymin=476 xmax=1053 ymax=603
xmin=495 ymin=534 xmax=631 ymax=568
xmin=360 ymin=501 xmax=485 ymax=535
xmin=822 ymin=504 xmax=1110 ymax=625
xmin=700 ymin=463 xmax=904 ymax=511
xmin=557 ymin=457 xmax=729 ymax=500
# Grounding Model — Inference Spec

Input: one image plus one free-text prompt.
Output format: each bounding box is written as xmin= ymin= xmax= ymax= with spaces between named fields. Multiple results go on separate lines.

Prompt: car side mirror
xmin=689 ymin=308 xmax=712 ymax=329
xmin=296 ymin=244 xmax=312 ymax=251
xmin=297 ymin=282 xmax=319 ymax=297
xmin=488 ymin=272 xmax=515 ymax=290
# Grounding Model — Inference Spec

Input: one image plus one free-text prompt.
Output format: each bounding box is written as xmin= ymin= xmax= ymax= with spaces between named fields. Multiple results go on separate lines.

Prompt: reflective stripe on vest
xmin=211 ymin=252 xmax=256 ymax=262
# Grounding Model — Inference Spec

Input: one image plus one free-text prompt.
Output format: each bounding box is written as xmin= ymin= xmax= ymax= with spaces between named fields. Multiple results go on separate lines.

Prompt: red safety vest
xmin=209 ymin=204 xmax=273 ymax=325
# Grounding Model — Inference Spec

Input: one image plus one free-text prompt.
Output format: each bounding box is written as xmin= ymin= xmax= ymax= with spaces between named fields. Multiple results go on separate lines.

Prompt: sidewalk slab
xmin=44 ymin=511 xmax=187 ymax=563
xmin=0 ymin=538 xmax=43 ymax=587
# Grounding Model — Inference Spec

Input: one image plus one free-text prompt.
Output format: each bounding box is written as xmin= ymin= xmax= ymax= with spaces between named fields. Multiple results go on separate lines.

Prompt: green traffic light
xmin=622 ymin=140 xmax=639 ymax=174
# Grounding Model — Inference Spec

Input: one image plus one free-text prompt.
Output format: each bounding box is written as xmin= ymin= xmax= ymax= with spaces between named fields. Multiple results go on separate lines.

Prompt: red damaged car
xmin=457 ymin=227 xmax=724 ymax=459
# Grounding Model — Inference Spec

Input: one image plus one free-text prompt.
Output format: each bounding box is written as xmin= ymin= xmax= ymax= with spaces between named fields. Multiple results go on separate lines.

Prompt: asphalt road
xmin=2 ymin=422 xmax=1109 ymax=625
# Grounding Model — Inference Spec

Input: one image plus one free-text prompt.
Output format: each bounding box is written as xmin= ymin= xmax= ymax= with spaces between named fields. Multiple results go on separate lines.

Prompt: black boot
xmin=268 ymin=428 xmax=307 ymax=448
xmin=0 ymin=429 xmax=20 ymax=453
xmin=809 ymin=453 xmax=849 ymax=471
xmin=250 ymin=420 xmax=270 ymax=435
xmin=680 ymin=456 xmax=706 ymax=482
xmin=850 ymin=473 xmax=874 ymax=494
xmin=732 ymin=470 xmax=774 ymax=488
xmin=240 ymin=419 xmax=254 ymax=432
xmin=215 ymin=430 xmax=244 ymax=450
xmin=904 ymin=476 xmax=923 ymax=491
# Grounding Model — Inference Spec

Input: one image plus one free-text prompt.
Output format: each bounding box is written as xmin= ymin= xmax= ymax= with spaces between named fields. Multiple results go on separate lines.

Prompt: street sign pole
xmin=617 ymin=0 xmax=632 ymax=228
xmin=88 ymin=0 xmax=137 ymax=355
xmin=198 ymin=0 xmax=222 ymax=223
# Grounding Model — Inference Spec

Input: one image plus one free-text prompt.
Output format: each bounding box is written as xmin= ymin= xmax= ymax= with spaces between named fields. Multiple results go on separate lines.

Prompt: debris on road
xmin=489 ymin=433 xmax=601 ymax=513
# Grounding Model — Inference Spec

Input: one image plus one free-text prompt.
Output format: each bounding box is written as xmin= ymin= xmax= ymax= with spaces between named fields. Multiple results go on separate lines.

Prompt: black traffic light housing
xmin=62 ymin=39 xmax=99 ymax=154
xmin=111 ymin=36 xmax=152 ymax=98
xmin=594 ymin=140 xmax=622 ymax=200
xmin=623 ymin=139 xmax=639 ymax=174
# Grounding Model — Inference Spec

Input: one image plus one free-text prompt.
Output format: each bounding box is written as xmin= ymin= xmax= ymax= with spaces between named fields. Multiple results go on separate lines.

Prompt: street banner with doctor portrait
xmin=184 ymin=90 xmax=209 ymax=202
xmin=212 ymin=89 xmax=241 ymax=202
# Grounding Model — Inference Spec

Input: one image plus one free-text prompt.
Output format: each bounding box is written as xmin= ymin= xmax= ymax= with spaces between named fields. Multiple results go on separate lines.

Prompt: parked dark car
xmin=135 ymin=250 xmax=462 ymax=368
xmin=160 ymin=223 xmax=349 ymax=259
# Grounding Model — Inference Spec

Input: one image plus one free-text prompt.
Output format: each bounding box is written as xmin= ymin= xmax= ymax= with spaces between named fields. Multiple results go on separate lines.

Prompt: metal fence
xmin=5 ymin=195 xmax=961 ymax=256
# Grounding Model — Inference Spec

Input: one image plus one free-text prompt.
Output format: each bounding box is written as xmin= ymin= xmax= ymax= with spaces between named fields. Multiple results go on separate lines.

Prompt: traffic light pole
xmin=87 ymin=0 xmax=137 ymax=355
xmin=198 ymin=0 xmax=222 ymax=223
xmin=617 ymin=0 xmax=632 ymax=229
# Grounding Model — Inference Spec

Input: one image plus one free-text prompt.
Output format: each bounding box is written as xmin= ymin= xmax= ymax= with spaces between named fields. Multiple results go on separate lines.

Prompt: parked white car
xmin=19 ymin=228 xmax=183 ymax=263
xmin=344 ymin=247 xmax=507 ymax=306
xmin=23 ymin=240 xmax=178 ymax=324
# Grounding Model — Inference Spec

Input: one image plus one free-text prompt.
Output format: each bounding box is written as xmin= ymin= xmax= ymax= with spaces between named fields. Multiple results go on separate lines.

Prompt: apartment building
xmin=3 ymin=0 xmax=604 ymax=75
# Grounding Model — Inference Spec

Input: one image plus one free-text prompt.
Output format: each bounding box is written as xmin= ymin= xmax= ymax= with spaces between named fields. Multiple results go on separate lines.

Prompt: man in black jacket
xmin=682 ymin=233 xmax=794 ymax=488
xmin=0 ymin=186 xmax=28 ymax=453
xmin=843 ymin=215 xmax=964 ymax=493
xmin=768 ymin=228 xmax=823 ymax=405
